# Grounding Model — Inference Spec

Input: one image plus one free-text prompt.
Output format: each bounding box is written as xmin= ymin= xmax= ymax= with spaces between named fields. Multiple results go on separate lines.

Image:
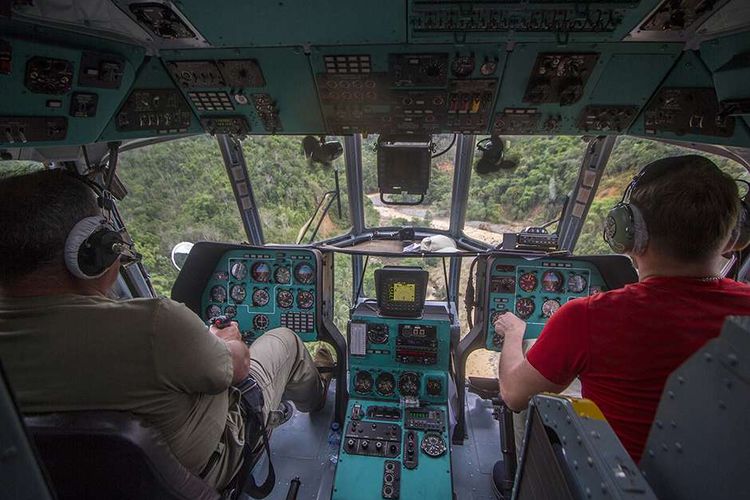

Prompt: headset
xmin=603 ymin=155 xmax=750 ymax=255
xmin=63 ymin=180 xmax=140 ymax=280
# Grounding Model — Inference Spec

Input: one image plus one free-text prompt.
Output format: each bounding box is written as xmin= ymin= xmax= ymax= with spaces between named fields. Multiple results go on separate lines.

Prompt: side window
xmin=576 ymin=137 xmax=750 ymax=255
xmin=118 ymin=136 xmax=245 ymax=295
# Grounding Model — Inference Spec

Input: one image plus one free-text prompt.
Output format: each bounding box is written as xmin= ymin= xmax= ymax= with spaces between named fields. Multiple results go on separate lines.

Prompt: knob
xmin=390 ymin=444 xmax=398 ymax=453
xmin=347 ymin=439 xmax=355 ymax=449
xmin=361 ymin=440 xmax=369 ymax=449
xmin=376 ymin=441 xmax=383 ymax=450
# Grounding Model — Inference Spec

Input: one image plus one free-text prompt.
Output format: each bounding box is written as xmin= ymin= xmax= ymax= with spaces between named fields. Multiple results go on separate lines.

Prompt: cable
xmin=431 ymin=134 xmax=457 ymax=159
xmin=464 ymin=257 xmax=478 ymax=330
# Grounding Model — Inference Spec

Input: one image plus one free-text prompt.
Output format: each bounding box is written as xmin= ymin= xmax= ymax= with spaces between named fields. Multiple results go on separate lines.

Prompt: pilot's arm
xmin=152 ymin=298 xmax=251 ymax=393
xmin=495 ymin=299 xmax=589 ymax=411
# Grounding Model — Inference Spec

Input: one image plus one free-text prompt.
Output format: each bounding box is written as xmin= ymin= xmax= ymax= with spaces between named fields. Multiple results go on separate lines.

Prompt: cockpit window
xmin=576 ymin=137 xmax=750 ymax=255
xmin=118 ymin=136 xmax=246 ymax=295
xmin=363 ymin=134 xmax=455 ymax=230
xmin=241 ymin=136 xmax=352 ymax=244
xmin=465 ymin=136 xmax=587 ymax=245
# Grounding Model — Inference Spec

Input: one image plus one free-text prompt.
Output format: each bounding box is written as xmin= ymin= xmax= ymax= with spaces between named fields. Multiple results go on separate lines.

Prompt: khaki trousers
xmin=248 ymin=327 xmax=325 ymax=421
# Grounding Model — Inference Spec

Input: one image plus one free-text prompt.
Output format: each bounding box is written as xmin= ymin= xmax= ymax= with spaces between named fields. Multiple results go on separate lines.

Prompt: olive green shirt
xmin=0 ymin=294 xmax=245 ymax=490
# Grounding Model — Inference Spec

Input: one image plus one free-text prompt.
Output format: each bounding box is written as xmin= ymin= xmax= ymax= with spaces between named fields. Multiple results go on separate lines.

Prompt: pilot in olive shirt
xmin=0 ymin=170 xmax=328 ymax=490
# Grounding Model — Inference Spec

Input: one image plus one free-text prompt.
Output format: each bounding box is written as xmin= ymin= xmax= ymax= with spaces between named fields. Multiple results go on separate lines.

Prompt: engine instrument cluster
xmin=484 ymin=257 xmax=607 ymax=351
xmin=200 ymin=248 xmax=320 ymax=343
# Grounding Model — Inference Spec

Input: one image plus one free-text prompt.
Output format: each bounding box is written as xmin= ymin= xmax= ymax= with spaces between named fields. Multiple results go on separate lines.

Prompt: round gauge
xmin=252 ymin=314 xmax=269 ymax=331
xmin=515 ymin=297 xmax=536 ymax=320
xmin=252 ymin=288 xmax=270 ymax=307
xmin=376 ymin=372 xmax=396 ymax=396
xmin=541 ymin=270 xmax=564 ymax=293
xmin=367 ymin=324 xmax=389 ymax=344
xmin=567 ymin=274 xmax=588 ymax=293
xmin=206 ymin=304 xmax=222 ymax=319
xmin=230 ymin=284 xmax=246 ymax=303
xmin=451 ymin=54 xmax=475 ymax=78
xmin=210 ymin=285 xmax=227 ymax=303
xmin=354 ymin=370 xmax=374 ymax=394
xmin=420 ymin=432 xmax=447 ymax=458
xmin=224 ymin=305 xmax=237 ymax=319
xmin=519 ymin=272 xmax=538 ymax=292
xmin=541 ymin=299 xmax=561 ymax=318
xmin=480 ymin=58 xmax=498 ymax=76
xmin=250 ymin=262 xmax=271 ymax=283
xmin=589 ymin=286 xmax=603 ymax=296
xmin=426 ymin=377 xmax=442 ymax=397
xmin=490 ymin=310 xmax=506 ymax=326
xmin=274 ymin=266 xmax=291 ymax=284
xmin=276 ymin=289 xmax=294 ymax=309
xmin=398 ymin=372 xmax=420 ymax=397
xmin=297 ymin=290 xmax=314 ymax=309
xmin=294 ymin=263 xmax=315 ymax=284
xmin=230 ymin=261 xmax=248 ymax=280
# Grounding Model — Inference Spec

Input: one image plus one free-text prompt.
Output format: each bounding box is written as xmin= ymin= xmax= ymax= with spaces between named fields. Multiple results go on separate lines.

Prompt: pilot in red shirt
xmin=494 ymin=155 xmax=750 ymax=462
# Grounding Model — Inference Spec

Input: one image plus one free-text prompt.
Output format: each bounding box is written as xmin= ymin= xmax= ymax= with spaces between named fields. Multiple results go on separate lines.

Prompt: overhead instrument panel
xmin=523 ymin=53 xmax=599 ymax=106
xmin=643 ymin=87 xmax=735 ymax=138
xmin=484 ymin=257 xmax=608 ymax=351
xmin=199 ymin=248 xmax=321 ymax=343
xmin=314 ymin=49 xmax=499 ymax=134
xmin=115 ymin=88 xmax=193 ymax=133
xmin=0 ymin=32 xmax=144 ymax=147
xmin=639 ymin=0 xmax=723 ymax=33
xmin=408 ymin=0 xmax=653 ymax=43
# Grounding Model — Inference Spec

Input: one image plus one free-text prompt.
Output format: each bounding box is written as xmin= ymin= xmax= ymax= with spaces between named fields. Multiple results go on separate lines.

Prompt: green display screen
xmin=391 ymin=282 xmax=416 ymax=302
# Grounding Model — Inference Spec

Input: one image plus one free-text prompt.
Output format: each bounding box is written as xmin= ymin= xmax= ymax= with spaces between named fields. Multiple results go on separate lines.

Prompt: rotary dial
xmin=230 ymin=261 xmax=248 ymax=280
xmin=420 ymin=432 xmax=447 ymax=458
xmin=297 ymin=290 xmax=314 ymax=309
xmin=230 ymin=284 xmax=246 ymax=303
xmin=277 ymin=289 xmax=294 ymax=309
xmin=519 ymin=272 xmax=538 ymax=292
xmin=355 ymin=370 xmax=374 ymax=394
xmin=376 ymin=372 xmax=396 ymax=396
xmin=398 ymin=372 xmax=420 ymax=397
xmin=515 ymin=297 xmax=536 ymax=320
xmin=252 ymin=288 xmax=269 ymax=307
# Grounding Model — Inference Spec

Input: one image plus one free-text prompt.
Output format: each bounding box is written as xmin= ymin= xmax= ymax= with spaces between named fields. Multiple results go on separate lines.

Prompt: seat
xmin=25 ymin=411 xmax=220 ymax=500
xmin=514 ymin=395 xmax=656 ymax=500
xmin=639 ymin=315 xmax=750 ymax=500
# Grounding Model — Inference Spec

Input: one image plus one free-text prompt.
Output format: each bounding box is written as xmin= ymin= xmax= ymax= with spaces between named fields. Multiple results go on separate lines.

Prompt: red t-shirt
xmin=526 ymin=276 xmax=750 ymax=462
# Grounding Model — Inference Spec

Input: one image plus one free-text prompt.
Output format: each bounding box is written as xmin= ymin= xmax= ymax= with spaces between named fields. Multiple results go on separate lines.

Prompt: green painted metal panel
xmin=0 ymin=23 xmax=144 ymax=147
xmin=175 ymin=0 xmax=407 ymax=47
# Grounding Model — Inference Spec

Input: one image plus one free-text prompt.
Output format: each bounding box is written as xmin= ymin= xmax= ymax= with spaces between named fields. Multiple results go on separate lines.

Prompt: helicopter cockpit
xmin=2 ymin=1 xmax=750 ymax=500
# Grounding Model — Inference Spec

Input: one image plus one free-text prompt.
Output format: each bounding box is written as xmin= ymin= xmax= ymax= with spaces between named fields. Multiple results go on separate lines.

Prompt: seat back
xmin=25 ymin=411 xmax=220 ymax=500
xmin=640 ymin=315 xmax=750 ymax=500
xmin=514 ymin=395 xmax=656 ymax=500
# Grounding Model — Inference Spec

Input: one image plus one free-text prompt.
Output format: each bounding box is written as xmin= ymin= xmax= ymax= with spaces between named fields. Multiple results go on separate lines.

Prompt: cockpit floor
xmin=243 ymin=386 xmax=501 ymax=500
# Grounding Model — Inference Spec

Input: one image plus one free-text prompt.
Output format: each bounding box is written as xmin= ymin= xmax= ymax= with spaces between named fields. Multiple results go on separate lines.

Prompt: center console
xmin=332 ymin=267 xmax=453 ymax=500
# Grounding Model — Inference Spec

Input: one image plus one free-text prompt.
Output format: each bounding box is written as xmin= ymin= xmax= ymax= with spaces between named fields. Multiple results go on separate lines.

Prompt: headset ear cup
xmin=64 ymin=216 xmax=119 ymax=279
xmin=604 ymin=203 xmax=637 ymax=254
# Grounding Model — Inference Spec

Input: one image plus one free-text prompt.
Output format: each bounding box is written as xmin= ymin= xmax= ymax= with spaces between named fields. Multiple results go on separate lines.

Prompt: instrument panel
xmin=200 ymin=248 xmax=320 ymax=343
xmin=333 ymin=399 xmax=452 ymax=500
xmin=484 ymin=256 xmax=607 ymax=350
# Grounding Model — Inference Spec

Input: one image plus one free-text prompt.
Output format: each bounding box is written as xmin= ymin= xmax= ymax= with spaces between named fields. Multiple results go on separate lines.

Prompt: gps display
xmin=375 ymin=267 xmax=428 ymax=317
